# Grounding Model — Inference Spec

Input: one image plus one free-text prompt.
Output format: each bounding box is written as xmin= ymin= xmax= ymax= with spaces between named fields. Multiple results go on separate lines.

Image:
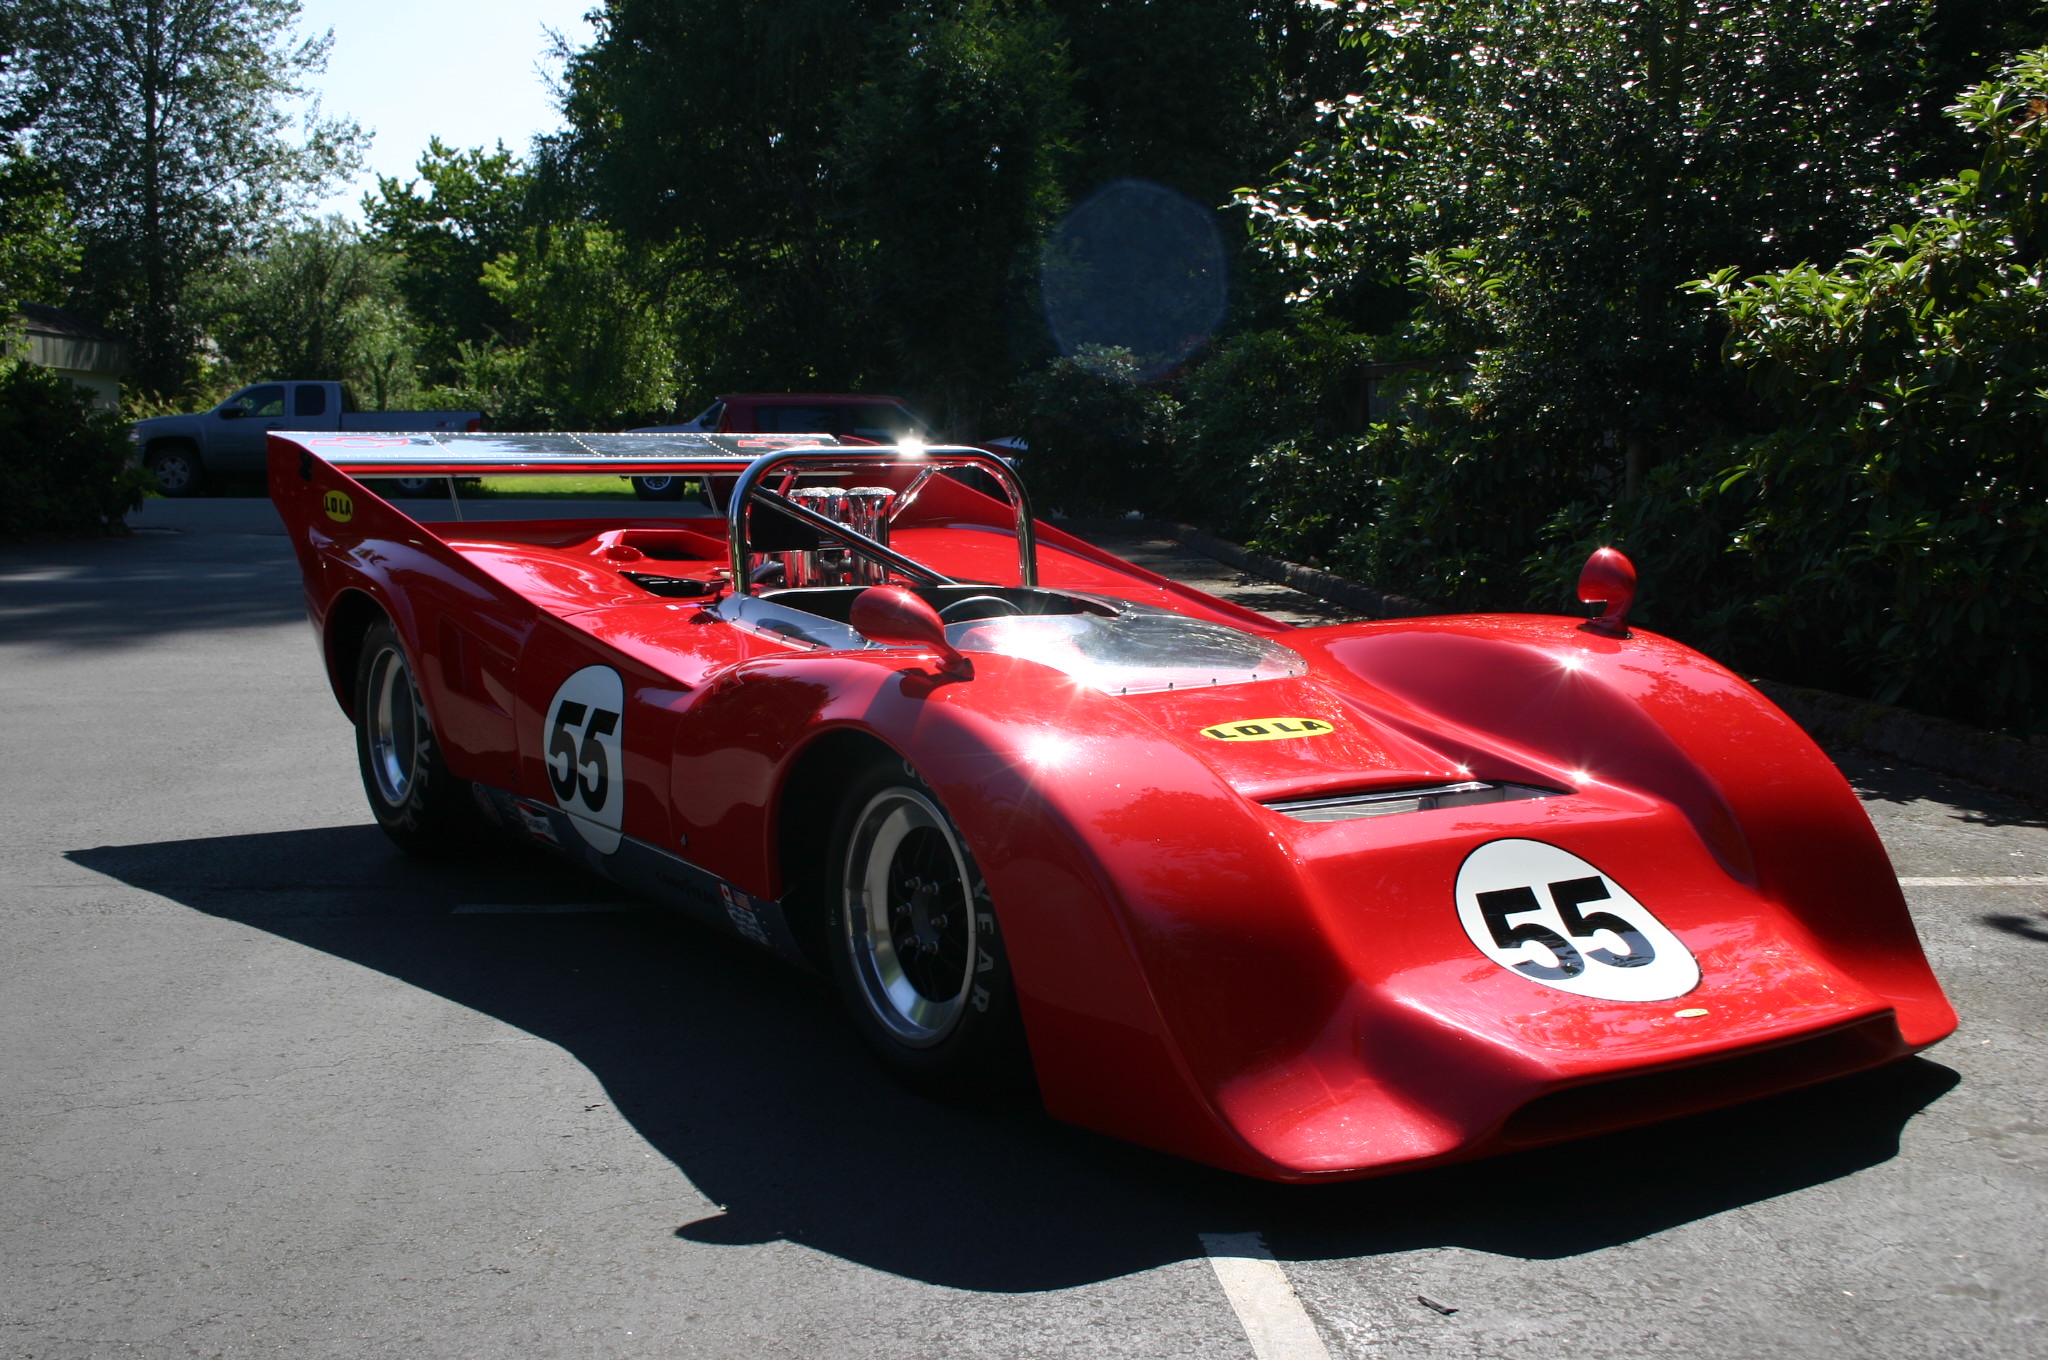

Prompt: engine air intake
xmin=1265 ymin=781 xmax=1557 ymax=824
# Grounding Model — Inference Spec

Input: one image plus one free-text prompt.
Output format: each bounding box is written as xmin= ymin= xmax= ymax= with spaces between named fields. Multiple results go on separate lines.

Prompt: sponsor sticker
xmin=719 ymin=882 xmax=772 ymax=946
xmin=1454 ymin=839 xmax=1700 ymax=1002
xmin=1199 ymin=717 xmax=1335 ymax=743
xmin=308 ymin=436 xmax=414 ymax=448
xmin=321 ymin=490 xmax=353 ymax=523
xmin=543 ymin=665 xmax=626 ymax=854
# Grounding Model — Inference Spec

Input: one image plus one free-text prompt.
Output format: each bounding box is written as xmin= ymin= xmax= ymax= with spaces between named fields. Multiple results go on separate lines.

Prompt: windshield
xmin=948 ymin=607 xmax=1304 ymax=694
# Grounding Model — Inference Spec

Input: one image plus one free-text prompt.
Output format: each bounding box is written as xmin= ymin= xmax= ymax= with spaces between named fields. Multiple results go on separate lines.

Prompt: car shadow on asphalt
xmin=69 ymin=824 xmax=1959 ymax=1292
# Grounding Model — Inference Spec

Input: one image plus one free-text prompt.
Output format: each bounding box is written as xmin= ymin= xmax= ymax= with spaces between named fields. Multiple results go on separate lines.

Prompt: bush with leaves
xmin=1228 ymin=0 xmax=2048 ymax=611
xmin=1169 ymin=317 xmax=1374 ymax=534
xmin=0 ymin=361 xmax=149 ymax=540
xmin=1536 ymin=48 xmax=2048 ymax=731
xmin=1016 ymin=347 xmax=1179 ymax=516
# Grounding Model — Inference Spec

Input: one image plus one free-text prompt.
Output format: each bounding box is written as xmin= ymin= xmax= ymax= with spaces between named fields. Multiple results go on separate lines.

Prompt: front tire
xmin=353 ymin=619 xmax=486 ymax=856
xmin=825 ymin=760 xmax=1027 ymax=1089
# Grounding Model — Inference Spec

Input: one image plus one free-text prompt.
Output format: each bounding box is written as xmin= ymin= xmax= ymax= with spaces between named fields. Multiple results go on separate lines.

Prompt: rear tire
xmin=633 ymin=475 xmax=685 ymax=500
xmin=353 ymin=618 xmax=486 ymax=856
xmin=146 ymin=443 xmax=203 ymax=497
xmin=824 ymin=759 xmax=1028 ymax=1091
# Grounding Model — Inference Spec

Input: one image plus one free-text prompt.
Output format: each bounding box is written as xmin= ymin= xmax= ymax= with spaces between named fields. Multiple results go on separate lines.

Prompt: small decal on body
xmin=1454 ymin=838 xmax=1700 ymax=1002
xmin=718 ymin=882 xmax=772 ymax=947
xmin=321 ymin=490 xmax=353 ymax=523
xmin=1199 ymin=717 xmax=1335 ymax=743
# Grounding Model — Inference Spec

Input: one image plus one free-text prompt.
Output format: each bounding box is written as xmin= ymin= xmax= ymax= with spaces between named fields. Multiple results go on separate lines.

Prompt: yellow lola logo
xmin=322 ymin=490 xmax=353 ymax=523
xmin=1199 ymin=717 xmax=1335 ymax=743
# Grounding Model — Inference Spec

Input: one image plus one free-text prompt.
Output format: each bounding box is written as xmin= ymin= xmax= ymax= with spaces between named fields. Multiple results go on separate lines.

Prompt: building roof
xmin=18 ymin=303 xmax=124 ymax=344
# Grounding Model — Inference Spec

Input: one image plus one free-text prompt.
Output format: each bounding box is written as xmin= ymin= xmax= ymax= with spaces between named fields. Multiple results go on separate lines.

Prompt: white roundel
xmin=543 ymin=666 xmax=625 ymax=854
xmin=1454 ymin=839 xmax=1699 ymax=1002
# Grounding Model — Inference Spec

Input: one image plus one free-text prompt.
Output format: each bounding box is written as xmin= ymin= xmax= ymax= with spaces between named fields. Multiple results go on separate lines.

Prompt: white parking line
xmin=1896 ymin=876 xmax=2048 ymax=887
xmin=452 ymin=902 xmax=643 ymax=913
xmin=1200 ymin=1232 xmax=1334 ymax=1360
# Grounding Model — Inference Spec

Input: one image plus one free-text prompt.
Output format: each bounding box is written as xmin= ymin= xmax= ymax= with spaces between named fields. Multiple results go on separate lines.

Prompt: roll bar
xmin=726 ymin=445 xmax=1038 ymax=596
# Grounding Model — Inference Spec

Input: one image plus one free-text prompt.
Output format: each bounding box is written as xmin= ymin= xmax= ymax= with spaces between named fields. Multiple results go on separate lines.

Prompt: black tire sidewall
xmin=823 ymin=759 xmax=1025 ymax=1087
xmin=352 ymin=619 xmax=481 ymax=854
xmin=146 ymin=445 xmax=201 ymax=497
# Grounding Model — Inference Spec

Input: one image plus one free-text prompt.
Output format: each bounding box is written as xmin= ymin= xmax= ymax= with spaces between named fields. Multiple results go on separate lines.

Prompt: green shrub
xmin=1171 ymin=319 xmax=1374 ymax=537
xmin=0 ymin=361 xmax=150 ymax=540
xmin=1015 ymin=347 xmax=1180 ymax=517
xmin=1531 ymin=48 xmax=2048 ymax=731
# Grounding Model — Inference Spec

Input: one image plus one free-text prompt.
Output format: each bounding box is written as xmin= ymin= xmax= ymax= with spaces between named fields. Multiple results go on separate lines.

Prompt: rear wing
xmin=269 ymin=428 xmax=1041 ymax=591
xmin=269 ymin=429 xmax=844 ymax=479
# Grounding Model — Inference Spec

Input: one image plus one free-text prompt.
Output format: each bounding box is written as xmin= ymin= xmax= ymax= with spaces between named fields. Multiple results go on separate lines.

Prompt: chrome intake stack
xmin=776 ymin=485 xmax=896 ymax=587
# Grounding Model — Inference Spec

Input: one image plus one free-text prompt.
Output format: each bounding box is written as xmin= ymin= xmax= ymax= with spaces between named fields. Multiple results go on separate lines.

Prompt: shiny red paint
xmin=847 ymin=586 xmax=970 ymax=674
xmin=1578 ymin=546 xmax=1638 ymax=636
xmin=269 ymin=432 xmax=1958 ymax=1183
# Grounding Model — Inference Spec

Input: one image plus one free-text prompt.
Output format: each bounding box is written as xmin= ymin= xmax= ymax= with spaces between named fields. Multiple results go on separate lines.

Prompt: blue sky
xmin=296 ymin=0 xmax=597 ymax=220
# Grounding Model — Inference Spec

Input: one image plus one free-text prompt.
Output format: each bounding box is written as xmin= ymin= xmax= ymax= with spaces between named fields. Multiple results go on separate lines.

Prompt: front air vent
xmin=1265 ymin=781 xmax=1559 ymax=824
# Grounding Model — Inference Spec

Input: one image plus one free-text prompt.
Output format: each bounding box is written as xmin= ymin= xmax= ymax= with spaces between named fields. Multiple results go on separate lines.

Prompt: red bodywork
xmin=269 ymin=431 xmax=1956 ymax=1182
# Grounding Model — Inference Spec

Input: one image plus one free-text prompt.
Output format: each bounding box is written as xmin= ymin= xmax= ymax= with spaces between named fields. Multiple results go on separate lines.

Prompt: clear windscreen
xmin=949 ymin=607 xmax=1305 ymax=694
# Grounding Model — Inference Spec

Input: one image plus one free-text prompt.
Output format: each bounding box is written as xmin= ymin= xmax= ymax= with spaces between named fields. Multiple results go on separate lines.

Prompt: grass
xmin=468 ymin=474 xmax=699 ymax=499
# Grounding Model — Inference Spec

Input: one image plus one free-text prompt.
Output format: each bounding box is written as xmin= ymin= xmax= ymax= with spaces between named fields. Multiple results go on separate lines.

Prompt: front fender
xmin=1305 ymin=616 xmax=1957 ymax=1049
xmin=667 ymin=649 xmax=1370 ymax=1178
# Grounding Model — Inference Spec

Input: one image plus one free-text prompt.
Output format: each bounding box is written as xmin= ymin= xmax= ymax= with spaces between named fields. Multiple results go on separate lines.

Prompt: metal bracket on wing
xmin=726 ymin=444 xmax=1039 ymax=596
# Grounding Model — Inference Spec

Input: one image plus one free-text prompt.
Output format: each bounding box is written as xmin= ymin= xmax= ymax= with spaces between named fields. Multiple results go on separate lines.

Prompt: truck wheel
xmin=146 ymin=443 xmax=203 ymax=497
xmin=632 ymin=475 xmax=685 ymax=500
xmin=353 ymin=619 xmax=485 ymax=856
xmin=824 ymin=760 xmax=1029 ymax=1091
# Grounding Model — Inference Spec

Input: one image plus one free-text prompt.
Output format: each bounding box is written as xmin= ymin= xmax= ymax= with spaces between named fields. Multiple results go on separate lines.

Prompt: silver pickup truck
xmin=130 ymin=381 xmax=484 ymax=496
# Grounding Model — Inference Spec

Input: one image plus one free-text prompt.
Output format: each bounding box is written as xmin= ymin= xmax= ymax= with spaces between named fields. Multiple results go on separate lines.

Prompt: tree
xmin=479 ymin=221 xmax=677 ymax=428
xmin=1579 ymin=47 xmax=2048 ymax=729
xmin=1223 ymin=0 xmax=2048 ymax=607
xmin=199 ymin=217 xmax=420 ymax=406
xmin=9 ymin=0 xmax=365 ymax=392
xmin=550 ymin=1 xmax=1363 ymax=417
xmin=0 ymin=149 xmax=74 ymax=319
xmin=362 ymin=139 xmax=531 ymax=384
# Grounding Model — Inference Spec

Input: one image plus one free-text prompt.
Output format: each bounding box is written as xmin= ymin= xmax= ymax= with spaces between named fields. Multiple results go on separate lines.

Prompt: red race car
xmin=268 ymin=430 xmax=1956 ymax=1183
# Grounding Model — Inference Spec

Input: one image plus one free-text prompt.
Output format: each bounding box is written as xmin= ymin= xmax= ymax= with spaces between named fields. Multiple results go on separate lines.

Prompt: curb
xmin=1159 ymin=521 xmax=2048 ymax=801
xmin=1748 ymin=680 xmax=2048 ymax=802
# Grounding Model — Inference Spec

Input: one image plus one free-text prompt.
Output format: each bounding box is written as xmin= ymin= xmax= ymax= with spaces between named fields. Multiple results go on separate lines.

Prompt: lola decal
xmin=1454 ymin=839 xmax=1700 ymax=1002
xmin=544 ymin=665 xmax=626 ymax=854
xmin=1199 ymin=717 xmax=1335 ymax=743
xmin=321 ymin=490 xmax=354 ymax=523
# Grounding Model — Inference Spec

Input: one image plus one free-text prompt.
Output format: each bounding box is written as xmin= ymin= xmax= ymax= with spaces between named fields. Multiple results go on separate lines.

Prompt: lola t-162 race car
xmin=268 ymin=429 xmax=1956 ymax=1182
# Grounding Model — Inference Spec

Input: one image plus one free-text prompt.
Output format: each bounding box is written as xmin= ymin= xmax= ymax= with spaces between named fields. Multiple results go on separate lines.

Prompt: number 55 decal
xmin=544 ymin=666 xmax=625 ymax=854
xmin=1455 ymin=839 xmax=1699 ymax=1001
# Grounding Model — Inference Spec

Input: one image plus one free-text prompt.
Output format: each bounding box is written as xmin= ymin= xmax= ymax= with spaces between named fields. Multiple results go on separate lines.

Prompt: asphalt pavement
xmin=2 ymin=508 xmax=2042 ymax=1359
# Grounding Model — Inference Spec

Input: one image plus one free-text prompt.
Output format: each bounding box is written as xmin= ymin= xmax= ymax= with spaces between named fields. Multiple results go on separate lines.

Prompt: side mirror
xmin=217 ymin=406 xmax=245 ymax=420
xmin=1577 ymin=547 xmax=1636 ymax=637
xmin=850 ymin=586 xmax=971 ymax=676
